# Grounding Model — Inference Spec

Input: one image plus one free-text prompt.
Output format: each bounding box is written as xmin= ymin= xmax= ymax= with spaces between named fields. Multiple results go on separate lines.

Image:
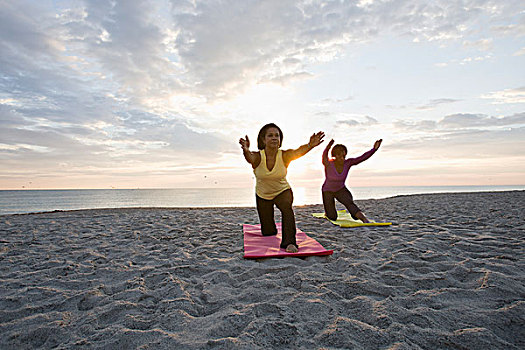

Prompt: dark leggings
xmin=322 ymin=186 xmax=361 ymax=221
xmin=256 ymin=189 xmax=297 ymax=249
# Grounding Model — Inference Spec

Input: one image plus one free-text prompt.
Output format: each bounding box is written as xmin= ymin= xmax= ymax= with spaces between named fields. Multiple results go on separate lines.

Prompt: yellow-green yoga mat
xmin=312 ymin=210 xmax=392 ymax=227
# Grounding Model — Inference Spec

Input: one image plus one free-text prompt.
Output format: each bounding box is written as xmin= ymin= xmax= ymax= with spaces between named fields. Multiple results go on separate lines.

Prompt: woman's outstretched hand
xmin=374 ymin=139 xmax=383 ymax=150
xmin=239 ymin=135 xmax=250 ymax=151
xmin=308 ymin=131 xmax=325 ymax=149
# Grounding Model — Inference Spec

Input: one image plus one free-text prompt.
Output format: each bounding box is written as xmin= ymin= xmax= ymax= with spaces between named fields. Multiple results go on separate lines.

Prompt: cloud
xmin=170 ymin=0 xmax=524 ymax=98
xmin=322 ymin=96 xmax=354 ymax=104
xmin=434 ymin=54 xmax=493 ymax=67
xmin=393 ymin=120 xmax=438 ymax=131
xmin=0 ymin=2 xmax=62 ymax=61
xmin=481 ymin=87 xmax=525 ymax=104
xmin=393 ymin=112 xmax=525 ymax=132
xmin=262 ymin=71 xmax=314 ymax=85
xmin=337 ymin=116 xmax=378 ymax=127
xmin=389 ymin=126 xmax=525 ymax=159
xmin=438 ymin=112 xmax=525 ymax=128
xmin=0 ymin=105 xmax=27 ymax=128
xmin=462 ymin=38 xmax=493 ymax=51
xmin=513 ymin=47 xmax=525 ymax=56
xmin=390 ymin=112 xmax=525 ymax=159
xmin=416 ymin=98 xmax=461 ymax=110
xmin=72 ymin=1 xmax=181 ymax=99
xmin=491 ymin=21 xmax=525 ymax=36
xmin=2 ymin=0 xmax=522 ymax=105
xmin=387 ymin=98 xmax=460 ymax=111
xmin=0 ymin=1 xmax=231 ymax=176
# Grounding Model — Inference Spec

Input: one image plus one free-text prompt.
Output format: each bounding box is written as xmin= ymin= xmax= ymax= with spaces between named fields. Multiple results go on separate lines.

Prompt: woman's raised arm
xmin=283 ymin=131 xmax=325 ymax=166
xmin=322 ymin=139 xmax=334 ymax=166
xmin=239 ymin=135 xmax=261 ymax=168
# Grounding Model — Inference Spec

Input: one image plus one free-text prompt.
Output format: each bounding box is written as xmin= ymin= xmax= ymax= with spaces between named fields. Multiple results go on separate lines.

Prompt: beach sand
xmin=0 ymin=191 xmax=523 ymax=349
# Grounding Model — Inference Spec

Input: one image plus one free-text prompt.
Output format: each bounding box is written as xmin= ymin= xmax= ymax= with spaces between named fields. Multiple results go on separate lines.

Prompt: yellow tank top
xmin=254 ymin=149 xmax=291 ymax=200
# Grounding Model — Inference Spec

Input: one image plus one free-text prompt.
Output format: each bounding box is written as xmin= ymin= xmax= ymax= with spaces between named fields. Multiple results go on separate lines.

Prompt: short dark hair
xmin=257 ymin=123 xmax=283 ymax=150
xmin=331 ymin=144 xmax=347 ymax=157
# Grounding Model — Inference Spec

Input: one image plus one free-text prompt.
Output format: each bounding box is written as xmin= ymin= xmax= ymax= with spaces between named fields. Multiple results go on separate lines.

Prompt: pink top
xmin=322 ymin=147 xmax=377 ymax=192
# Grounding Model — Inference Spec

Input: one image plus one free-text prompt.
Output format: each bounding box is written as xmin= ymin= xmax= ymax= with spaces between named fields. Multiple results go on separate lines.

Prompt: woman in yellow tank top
xmin=239 ymin=123 xmax=324 ymax=253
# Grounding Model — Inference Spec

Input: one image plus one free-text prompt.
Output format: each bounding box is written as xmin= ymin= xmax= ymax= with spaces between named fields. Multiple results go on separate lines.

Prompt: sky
xmin=0 ymin=0 xmax=524 ymax=190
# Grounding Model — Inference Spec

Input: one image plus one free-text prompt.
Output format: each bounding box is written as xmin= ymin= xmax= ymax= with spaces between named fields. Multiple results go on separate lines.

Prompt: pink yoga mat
xmin=243 ymin=223 xmax=333 ymax=259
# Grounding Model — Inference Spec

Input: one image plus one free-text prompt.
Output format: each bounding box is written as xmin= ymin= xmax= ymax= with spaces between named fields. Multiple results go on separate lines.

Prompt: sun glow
xmin=214 ymin=83 xmax=316 ymax=141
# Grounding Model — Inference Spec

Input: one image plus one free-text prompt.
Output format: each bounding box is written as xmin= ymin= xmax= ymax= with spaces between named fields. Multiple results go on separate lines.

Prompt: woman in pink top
xmin=322 ymin=138 xmax=382 ymax=223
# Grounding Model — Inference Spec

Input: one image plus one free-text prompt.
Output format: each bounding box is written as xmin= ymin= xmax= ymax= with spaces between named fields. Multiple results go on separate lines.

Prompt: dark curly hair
xmin=331 ymin=144 xmax=347 ymax=157
xmin=257 ymin=123 xmax=283 ymax=150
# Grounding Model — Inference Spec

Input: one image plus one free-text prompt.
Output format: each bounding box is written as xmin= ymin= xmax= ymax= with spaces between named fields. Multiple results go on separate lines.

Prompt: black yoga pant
xmin=322 ymin=186 xmax=361 ymax=221
xmin=256 ymin=189 xmax=297 ymax=249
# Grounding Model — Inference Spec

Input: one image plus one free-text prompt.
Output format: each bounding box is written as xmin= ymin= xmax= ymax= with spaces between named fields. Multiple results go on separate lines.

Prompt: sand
xmin=0 ymin=191 xmax=523 ymax=349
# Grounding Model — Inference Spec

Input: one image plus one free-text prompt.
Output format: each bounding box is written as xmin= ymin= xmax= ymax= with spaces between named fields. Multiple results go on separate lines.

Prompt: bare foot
xmin=355 ymin=211 xmax=370 ymax=223
xmin=285 ymin=244 xmax=298 ymax=253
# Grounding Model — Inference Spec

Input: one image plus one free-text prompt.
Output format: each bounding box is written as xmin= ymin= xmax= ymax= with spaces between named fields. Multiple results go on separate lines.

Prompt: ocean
xmin=1 ymin=185 xmax=523 ymax=216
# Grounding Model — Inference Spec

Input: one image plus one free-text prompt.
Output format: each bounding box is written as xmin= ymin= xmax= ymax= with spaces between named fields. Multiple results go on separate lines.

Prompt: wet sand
xmin=1 ymin=191 xmax=523 ymax=349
